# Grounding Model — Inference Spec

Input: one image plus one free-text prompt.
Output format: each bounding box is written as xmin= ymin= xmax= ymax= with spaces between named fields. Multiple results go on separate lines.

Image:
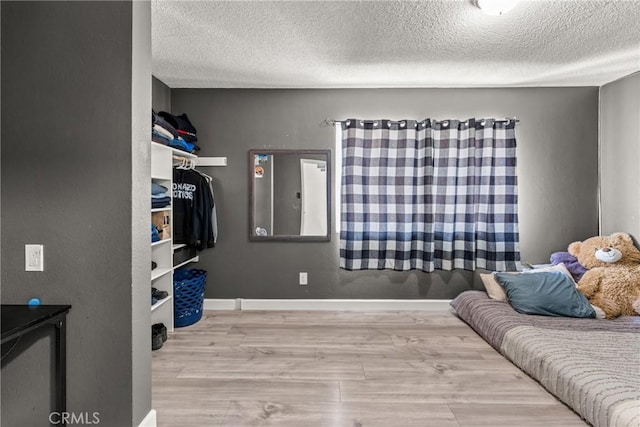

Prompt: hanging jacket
xmin=173 ymin=168 xmax=214 ymax=250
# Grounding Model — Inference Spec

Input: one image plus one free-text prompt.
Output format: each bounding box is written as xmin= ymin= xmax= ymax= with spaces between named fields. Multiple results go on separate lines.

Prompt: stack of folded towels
xmin=151 ymin=110 xmax=200 ymax=154
xmin=152 ymin=183 xmax=171 ymax=208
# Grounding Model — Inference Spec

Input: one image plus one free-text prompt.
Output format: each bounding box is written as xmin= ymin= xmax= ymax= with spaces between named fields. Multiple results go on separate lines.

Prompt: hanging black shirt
xmin=173 ymin=169 xmax=214 ymax=250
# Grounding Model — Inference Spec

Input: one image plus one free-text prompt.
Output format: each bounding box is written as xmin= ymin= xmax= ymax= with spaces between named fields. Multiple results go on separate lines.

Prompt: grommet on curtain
xmin=373 ymin=121 xmax=379 ymax=127
xmin=345 ymin=120 xmax=351 ymax=126
xmin=442 ymin=120 xmax=449 ymax=128
xmin=400 ymin=121 xmax=406 ymax=128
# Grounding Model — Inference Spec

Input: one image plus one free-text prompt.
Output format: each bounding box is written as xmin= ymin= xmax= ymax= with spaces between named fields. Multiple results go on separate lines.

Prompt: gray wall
xmin=1 ymin=2 xmax=150 ymax=426
xmin=599 ymin=72 xmax=640 ymax=240
xmin=172 ymin=87 xmax=599 ymax=299
xmin=132 ymin=1 xmax=152 ymax=425
xmin=152 ymin=76 xmax=172 ymax=113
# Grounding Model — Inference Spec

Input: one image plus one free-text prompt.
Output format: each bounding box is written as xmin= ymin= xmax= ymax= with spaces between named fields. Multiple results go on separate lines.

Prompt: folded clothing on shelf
xmin=152 ymin=197 xmax=171 ymax=209
xmin=158 ymin=111 xmax=198 ymax=143
xmin=153 ymin=124 xmax=174 ymax=140
xmin=152 ymin=110 xmax=179 ymax=138
xmin=152 ymin=183 xmax=168 ymax=195
xmin=168 ymin=137 xmax=195 ymax=154
xmin=151 ymin=183 xmax=171 ymax=207
xmin=152 ymin=129 xmax=171 ymax=146
xmin=151 ymin=110 xmax=200 ymax=153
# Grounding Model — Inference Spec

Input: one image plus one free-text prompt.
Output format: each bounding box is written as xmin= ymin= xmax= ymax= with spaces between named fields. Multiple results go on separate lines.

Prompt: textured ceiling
xmin=152 ymin=0 xmax=640 ymax=88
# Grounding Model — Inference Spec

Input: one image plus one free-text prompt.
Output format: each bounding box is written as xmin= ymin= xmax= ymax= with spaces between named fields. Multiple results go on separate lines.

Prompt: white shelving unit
xmin=172 ymin=243 xmax=199 ymax=268
xmin=151 ymin=142 xmax=176 ymax=333
xmin=151 ymin=142 xmax=226 ymax=338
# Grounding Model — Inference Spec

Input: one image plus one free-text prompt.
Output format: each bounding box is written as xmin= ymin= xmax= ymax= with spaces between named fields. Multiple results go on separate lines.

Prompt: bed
xmin=450 ymin=290 xmax=640 ymax=427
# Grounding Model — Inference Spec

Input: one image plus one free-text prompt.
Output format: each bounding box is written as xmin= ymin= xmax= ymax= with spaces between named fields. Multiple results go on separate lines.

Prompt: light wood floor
xmin=152 ymin=309 xmax=587 ymax=426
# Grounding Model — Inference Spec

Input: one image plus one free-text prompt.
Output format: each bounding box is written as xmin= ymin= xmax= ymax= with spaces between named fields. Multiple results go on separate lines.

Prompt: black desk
xmin=2 ymin=304 xmax=71 ymax=422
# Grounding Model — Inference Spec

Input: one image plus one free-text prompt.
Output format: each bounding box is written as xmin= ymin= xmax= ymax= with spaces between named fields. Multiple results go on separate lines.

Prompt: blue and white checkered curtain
xmin=340 ymin=118 xmax=520 ymax=272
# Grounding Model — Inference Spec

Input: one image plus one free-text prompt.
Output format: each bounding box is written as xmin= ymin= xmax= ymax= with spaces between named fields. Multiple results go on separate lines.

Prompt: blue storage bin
xmin=173 ymin=269 xmax=207 ymax=327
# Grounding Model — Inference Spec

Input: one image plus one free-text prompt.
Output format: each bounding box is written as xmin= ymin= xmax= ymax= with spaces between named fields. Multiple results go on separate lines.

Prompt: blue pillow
xmin=494 ymin=271 xmax=595 ymax=318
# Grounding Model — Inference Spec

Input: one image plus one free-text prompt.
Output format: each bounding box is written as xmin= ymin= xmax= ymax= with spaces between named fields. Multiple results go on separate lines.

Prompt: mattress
xmin=450 ymin=291 xmax=640 ymax=427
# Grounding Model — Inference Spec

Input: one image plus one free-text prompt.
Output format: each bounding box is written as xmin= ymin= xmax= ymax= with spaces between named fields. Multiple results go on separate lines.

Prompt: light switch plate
xmin=25 ymin=244 xmax=44 ymax=271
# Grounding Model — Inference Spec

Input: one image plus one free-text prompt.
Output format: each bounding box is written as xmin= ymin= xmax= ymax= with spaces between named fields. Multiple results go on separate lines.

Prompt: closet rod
xmin=324 ymin=117 xmax=520 ymax=126
xmin=197 ymin=157 xmax=227 ymax=167
xmin=172 ymin=155 xmax=227 ymax=167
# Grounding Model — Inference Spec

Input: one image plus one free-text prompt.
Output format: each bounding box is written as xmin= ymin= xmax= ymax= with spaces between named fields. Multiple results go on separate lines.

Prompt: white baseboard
xmin=138 ymin=409 xmax=156 ymax=427
xmin=203 ymin=298 xmax=451 ymax=311
xmin=203 ymin=299 xmax=238 ymax=310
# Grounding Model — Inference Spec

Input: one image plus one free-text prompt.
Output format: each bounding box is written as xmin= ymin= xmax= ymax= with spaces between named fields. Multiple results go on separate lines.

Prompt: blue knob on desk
xmin=28 ymin=298 xmax=41 ymax=306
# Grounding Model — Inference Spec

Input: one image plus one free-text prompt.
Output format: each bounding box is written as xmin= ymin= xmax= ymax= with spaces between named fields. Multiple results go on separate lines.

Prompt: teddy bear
xmin=568 ymin=232 xmax=640 ymax=319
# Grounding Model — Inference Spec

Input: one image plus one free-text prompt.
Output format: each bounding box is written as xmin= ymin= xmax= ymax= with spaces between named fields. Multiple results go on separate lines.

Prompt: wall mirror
xmin=249 ymin=149 xmax=331 ymax=241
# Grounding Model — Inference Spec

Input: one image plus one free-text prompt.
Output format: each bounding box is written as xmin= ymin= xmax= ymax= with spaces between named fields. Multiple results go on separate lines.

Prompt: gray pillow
xmin=494 ymin=271 xmax=596 ymax=318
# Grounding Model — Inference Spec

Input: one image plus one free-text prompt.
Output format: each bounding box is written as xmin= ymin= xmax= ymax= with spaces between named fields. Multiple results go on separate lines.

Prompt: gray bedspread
xmin=450 ymin=291 xmax=640 ymax=427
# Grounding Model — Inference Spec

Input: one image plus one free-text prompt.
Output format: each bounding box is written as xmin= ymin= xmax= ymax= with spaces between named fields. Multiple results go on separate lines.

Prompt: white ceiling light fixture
xmin=475 ymin=0 xmax=519 ymax=16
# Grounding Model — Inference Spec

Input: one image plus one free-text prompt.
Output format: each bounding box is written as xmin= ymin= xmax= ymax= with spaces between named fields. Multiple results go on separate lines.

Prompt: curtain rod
xmin=323 ymin=117 xmax=520 ymax=126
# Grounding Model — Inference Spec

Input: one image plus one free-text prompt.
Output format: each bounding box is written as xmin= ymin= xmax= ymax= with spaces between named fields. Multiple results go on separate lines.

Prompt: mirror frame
xmin=248 ymin=149 xmax=331 ymax=242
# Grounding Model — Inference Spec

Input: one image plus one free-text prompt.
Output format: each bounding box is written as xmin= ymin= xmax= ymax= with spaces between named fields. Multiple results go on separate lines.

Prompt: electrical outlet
xmin=25 ymin=244 xmax=44 ymax=272
xmin=299 ymin=272 xmax=308 ymax=285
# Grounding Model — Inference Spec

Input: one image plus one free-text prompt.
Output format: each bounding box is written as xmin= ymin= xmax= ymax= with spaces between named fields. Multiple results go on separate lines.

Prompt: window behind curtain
xmin=339 ymin=118 xmax=520 ymax=273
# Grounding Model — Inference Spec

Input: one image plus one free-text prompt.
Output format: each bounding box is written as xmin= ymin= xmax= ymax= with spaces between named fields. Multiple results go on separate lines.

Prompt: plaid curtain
xmin=340 ymin=118 xmax=520 ymax=272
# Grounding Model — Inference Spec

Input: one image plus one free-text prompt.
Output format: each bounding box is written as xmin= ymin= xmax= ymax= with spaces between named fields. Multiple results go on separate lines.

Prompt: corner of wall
xmin=598 ymin=72 xmax=640 ymax=239
xmin=597 ymin=84 xmax=602 ymax=235
xmin=131 ymin=1 xmax=153 ymax=425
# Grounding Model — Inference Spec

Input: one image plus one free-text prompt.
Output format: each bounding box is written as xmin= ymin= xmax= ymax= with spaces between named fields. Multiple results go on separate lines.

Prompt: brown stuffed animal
xmin=568 ymin=232 xmax=640 ymax=319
